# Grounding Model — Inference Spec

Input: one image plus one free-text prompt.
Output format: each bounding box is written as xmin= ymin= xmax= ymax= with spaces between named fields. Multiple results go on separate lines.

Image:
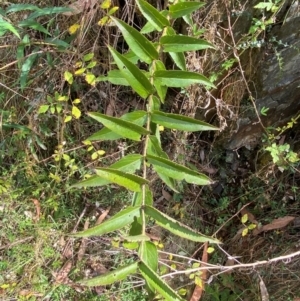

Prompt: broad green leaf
xmin=83 ymin=53 xmax=94 ymax=61
xmin=154 ymin=70 xmax=216 ymax=88
xmin=108 ymin=46 xmax=154 ymax=98
xmin=144 ymin=206 xmax=220 ymax=243
xmin=136 ymin=0 xmax=169 ymax=31
xmin=139 ymin=241 xmax=158 ymax=272
xmin=165 ymin=27 xmax=186 ymax=70
xmin=38 ymin=105 xmax=49 ymax=114
xmin=64 ymin=71 xmax=73 ymax=84
xmin=72 ymin=154 xmax=143 ymax=188
xmin=132 ymin=186 xmax=153 ymax=207
xmin=18 ymin=19 xmax=51 ymax=35
xmin=88 ymin=112 xmax=149 ymax=141
xmin=88 ymin=110 xmax=147 ymax=141
xmin=169 ymin=51 xmax=186 ymax=70
xmin=44 ymin=38 xmax=70 ymax=49
xmin=28 ymin=7 xmax=73 ymax=19
xmin=72 ymin=206 xmax=141 ymax=237
xmin=124 ymin=235 xmax=150 ymax=242
xmin=20 ymin=52 xmax=39 ymax=90
xmin=111 ymin=17 xmax=158 ymax=63
xmin=152 ymin=61 xmax=167 ymax=102
xmin=151 ymin=111 xmax=219 ymax=131
xmin=79 ymin=262 xmax=138 ymax=286
xmin=122 ymin=50 xmax=140 ymax=64
xmin=160 ymin=35 xmax=215 ymax=52
xmin=141 ymin=10 xmax=169 ymax=34
xmin=5 ymin=4 xmax=39 ymax=13
xmin=96 ymin=70 xmax=129 ymax=86
xmin=0 ymin=8 xmax=5 ymax=16
xmin=146 ymin=154 xmax=212 ymax=185
xmin=139 ymin=261 xmax=185 ymax=301
xmin=169 ymin=2 xmax=205 ymax=19
xmin=0 ymin=20 xmax=20 ymax=39
xmin=149 ymin=95 xmax=161 ymax=112
xmin=94 ymin=168 xmax=148 ymax=192
xmin=72 ymin=106 xmax=81 ymax=119
xmin=147 ymin=136 xmax=178 ymax=192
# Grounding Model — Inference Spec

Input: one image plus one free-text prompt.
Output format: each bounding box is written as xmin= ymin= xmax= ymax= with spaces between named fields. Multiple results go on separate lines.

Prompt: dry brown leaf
xmin=31 ymin=199 xmax=41 ymax=221
xmin=259 ymin=277 xmax=269 ymax=301
xmin=261 ymin=216 xmax=295 ymax=232
xmin=54 ymin=260 xmax=73 ymax=284
xmin=63 ymin=0 xmax=98 ymax=16
xmin=77 ymin=219 xmax=90 ymax=261
xmin=96 ymin=207 xmax=111 ymax=225
xmin=190 ymin=242 xmax=208 ymax=301
xmin=162 ymin=189 xmax=173 ymax=201
xmin=224 ymin=258 xmax=235 ymax=274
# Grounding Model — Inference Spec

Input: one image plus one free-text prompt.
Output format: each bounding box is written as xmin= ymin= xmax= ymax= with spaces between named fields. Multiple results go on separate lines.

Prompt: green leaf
xmin=139 ymin=261 xmax=185 ymax=301
xmin=83 ymin=53 xmax=94 ymax=61
xmin=146 ymin=154 xmax=212 ymax=185
xmin=147 ymin=136 xmax=178 ymax=192
xmin=38 ymin=105 xmax=49 ymax=114
xmin=44 ymin=38 xmax=70 ymax=50
xmin=154 ymin=70 xmax=216 ymax=88
xmin=132 ymin=185 xmax=153 ymax=207
xmin=169 ymin=51 xmax=186 ymax=70
xmin=111 ymin=17 xmax=158 ymax=63
xmin=152 ymin=61 xmax=167 ymax=102
xmin=98 ymin=69 xmax=130 ymax=86
xmin=169 ymin=2 xmax=205 ymax=19
xmin=5 ymin=4 xmax=39 ymax=13
xmin=72 ymin=206 xmax=141 ymax=237
xmin=64 ymin=70 xmax=73 ymax=84
xmin=72 ymin=106 xmax=81 ymax=119
xmin=160 ymin=35 xmax=215 ymax=52
xmin=28 ymin=7 xmax=73 ymax=19
xmin=72 ymin=154 xmax=143 ymax=188
xmin=79 ymin=262 xmax=138 ymax=286
xmin=144 ymin=206 xmax=220 ymax=243
xmin=18 ymin=19 xmax=51 ymax=35
xmin=151 ymin=111 xmax=219 ymax=131
xmin=20 ymin=52 xmax=39 ymax=90
xmin=108 ymin=46 xmax=154 ymax=98
xmin=124 ymin=235 xmax=150 ymax=242
xmin=139 ymin=241 xmax=158 ymax=272
xmin=88 ymin=110 xmax=147 ymax=141
xmin=0 ymin=20 xmax=20 ymax=39
xmin=164 ymin=27 xmax=186 ymax=70
xmin=88 ymin=112 xmax=149 ymax=141
xmin=136 ymin=0 xmax=169 ymax=31
xmin=94 ymin=168 xmax=148 ymax=192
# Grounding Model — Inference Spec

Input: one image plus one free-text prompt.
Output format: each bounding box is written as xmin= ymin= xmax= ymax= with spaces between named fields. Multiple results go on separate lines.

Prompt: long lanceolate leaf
xmin=139 ymin=261 xmax=185 ymax=301
xmin=160 ymin=35 xmax=215 ymax=52
xmin=88 ymin=110 xmax=147 ymax=141
xmin=108 ymin=46 xmax=154 ymax=99
xmin=154 ymin=70 xmax=216 ymax=88
xmin=144 ymin=206 xmax=221 ymax=244
xmin=169 ymin=2 xmax=206 ymax=19
xmin=111 ymin=17 xmax=158 ymax=63
xmin=72 ymin=206 xmax=141 ymax=237
xmin=72 ymin=154 xmax=143 ymax=188
xmin=151 ymin=111 xmax=219 ymax=132
xmin=146 ymin=154 xmax=213 ymax=186
xmin=94 ymin=168 xmax=148 ymax=192
xmin=136 ymin=0 xmax=169 ymax=31
xmin=78 ymin=262 xmax=138 ymax=286
xmin=88 ymin=112 xmax=149 ymax=141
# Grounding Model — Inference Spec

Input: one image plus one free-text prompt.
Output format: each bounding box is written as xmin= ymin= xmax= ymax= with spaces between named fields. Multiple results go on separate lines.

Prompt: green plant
xmin=71 ymin=0 xmax=220 ymax=299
